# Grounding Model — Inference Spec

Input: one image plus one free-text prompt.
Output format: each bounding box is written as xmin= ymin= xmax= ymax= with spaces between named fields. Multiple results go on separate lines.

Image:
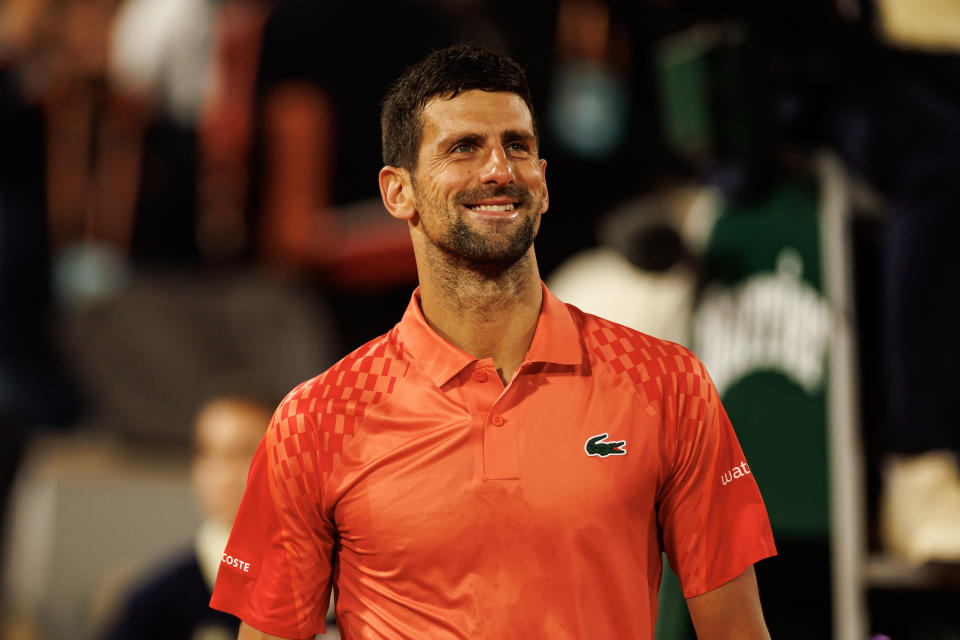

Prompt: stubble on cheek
xmin=411 ymin=175 xmax=543 ymax=267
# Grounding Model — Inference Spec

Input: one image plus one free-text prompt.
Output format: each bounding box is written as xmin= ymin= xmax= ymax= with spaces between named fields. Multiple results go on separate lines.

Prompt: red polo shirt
xmin=210 ymin=284 xmax=775 ymax=639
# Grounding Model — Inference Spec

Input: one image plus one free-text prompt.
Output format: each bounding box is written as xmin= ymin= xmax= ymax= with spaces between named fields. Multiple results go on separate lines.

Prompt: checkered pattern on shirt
xmin=576 ymin=309 xmax=715 ymax=433
xmin=268 ymin=326 xmax=411 ymax=507
xmin=259 ymin=328 xmax=412 ymax=633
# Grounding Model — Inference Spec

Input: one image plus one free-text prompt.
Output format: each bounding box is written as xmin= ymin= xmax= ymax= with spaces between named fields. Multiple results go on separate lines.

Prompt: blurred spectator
xmin=112 ymin=0 xmax=292 ymax=273
xmin=535 ymin=0 xmax=667 ymax=278
xmin=106 ymin=0 xmax=211 ymax=268
xmin=249 ymin=0 xmax=458 ymax=347
xmin=110 ymin=0 xmax=276 ymax=264
xmin=196 ymin=0 xmax=273 ymax=261
xmin=547 ymin=0 xmax=631 ymax=164
xmin=109 ymin=0 xmax=216 ymax=134
xmin=0 ymin=0 xmax=83 ymax=593
xmin=97 ymin=395 xmax=271 ymax=640
xmin=39 ymin=0 xmax=142 ymax=304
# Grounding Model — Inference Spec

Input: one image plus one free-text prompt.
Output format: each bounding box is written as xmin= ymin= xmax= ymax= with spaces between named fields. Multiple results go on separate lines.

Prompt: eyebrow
xmin=501 ymin=129 xmax=536 ymax=145
xmin=441 ymin=133 xmax=485 ymax=149
xmin=436 ymin=129 xmax=537 ymax=150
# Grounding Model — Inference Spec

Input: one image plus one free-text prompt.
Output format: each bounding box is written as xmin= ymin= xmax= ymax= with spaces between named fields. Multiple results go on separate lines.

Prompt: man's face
xmin=410 ymin=90 xmax=548 ymax=267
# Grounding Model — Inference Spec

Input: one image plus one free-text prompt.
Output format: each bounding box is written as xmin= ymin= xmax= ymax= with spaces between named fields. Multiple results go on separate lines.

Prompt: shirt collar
xmin=397 ymin=282 xmax=582 ymax=387
xmin=527 ymin=283 xmax=582 ymax=366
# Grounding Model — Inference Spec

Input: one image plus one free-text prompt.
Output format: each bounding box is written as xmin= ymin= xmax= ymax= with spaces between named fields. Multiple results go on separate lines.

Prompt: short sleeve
xmin=210 ymin=411 xmax=334 ymax=638
xmin=657 ymin=364 xmax=776 ymax=598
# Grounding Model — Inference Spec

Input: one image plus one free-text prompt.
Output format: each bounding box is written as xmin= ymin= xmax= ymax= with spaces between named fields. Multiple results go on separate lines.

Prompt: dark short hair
xmin=380 ymin=45 xmax=538 ymax=170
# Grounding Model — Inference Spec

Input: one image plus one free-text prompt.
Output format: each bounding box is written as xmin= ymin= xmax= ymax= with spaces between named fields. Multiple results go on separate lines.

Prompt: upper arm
xmin=685 ymin=565 xmax=770 ymax=640
xmin=210 ymin=412 xmax=335 ymax=638
xmin=657 ymin=353 xmax=776 ymax=596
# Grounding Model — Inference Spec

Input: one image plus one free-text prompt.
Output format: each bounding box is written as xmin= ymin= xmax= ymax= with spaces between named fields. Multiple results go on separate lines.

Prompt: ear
xmin=379 ymin=165 xmax=417 ymax=221
xmin=538 ymin=158 xmax=549 ymax=215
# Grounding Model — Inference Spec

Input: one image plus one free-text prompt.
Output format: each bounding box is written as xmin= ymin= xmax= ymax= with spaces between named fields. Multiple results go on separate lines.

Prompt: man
xmin=210 ymin=45 xmax=776 ymax=639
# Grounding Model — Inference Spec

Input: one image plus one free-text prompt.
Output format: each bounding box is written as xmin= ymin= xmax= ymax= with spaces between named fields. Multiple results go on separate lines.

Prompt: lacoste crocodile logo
xmin=585 ymin=433 xmax=627 ymax=457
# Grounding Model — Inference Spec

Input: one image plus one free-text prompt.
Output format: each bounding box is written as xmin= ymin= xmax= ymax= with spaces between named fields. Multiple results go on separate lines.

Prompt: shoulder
xmin=567 ymin=304 xmax=711 ymax=395
xmin=270 ymin=327 xmax=412 ymax=437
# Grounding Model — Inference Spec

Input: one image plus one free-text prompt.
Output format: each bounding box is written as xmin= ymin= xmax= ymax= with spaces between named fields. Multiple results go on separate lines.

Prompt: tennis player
xmin=211 ymin=45 xmax=776 ymax=639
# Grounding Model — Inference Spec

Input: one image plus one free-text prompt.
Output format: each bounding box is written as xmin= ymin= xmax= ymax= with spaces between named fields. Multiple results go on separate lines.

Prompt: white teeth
xmin=469 ymin=203 xmax=515 ymax=212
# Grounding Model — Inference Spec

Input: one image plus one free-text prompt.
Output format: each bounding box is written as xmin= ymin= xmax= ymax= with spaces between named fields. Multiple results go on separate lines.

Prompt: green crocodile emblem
xmin=585 ymin=433 xmax=627 ymax=457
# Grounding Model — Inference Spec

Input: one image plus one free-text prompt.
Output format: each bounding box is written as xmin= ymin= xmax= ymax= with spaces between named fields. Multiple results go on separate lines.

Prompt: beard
xmin=414 ymin=182 xmax=541 ymax=268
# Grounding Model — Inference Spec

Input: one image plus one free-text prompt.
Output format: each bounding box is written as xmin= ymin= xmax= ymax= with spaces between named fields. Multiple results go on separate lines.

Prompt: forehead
xmin=419 ymin=90 xmax=535 ymax=145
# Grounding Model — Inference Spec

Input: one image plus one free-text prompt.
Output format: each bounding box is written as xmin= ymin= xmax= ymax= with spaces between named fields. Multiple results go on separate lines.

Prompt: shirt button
xmin=473 ymin=370 xmax=488 ymax=383
xmin=491 ymin=415 xmax=505 ymax=426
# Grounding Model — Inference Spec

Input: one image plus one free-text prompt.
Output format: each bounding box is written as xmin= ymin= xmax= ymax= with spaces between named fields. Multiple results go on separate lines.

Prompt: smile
xmin=467 ymin=203 xmax=517 ymax=212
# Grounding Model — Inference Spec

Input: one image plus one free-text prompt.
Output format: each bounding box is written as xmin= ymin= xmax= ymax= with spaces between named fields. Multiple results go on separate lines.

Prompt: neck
xmin=417 ymin=245 xmax=542 ymax=384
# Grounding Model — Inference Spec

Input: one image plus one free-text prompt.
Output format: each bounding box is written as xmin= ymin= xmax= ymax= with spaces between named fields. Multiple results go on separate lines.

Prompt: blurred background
xmin=1 ymin=0 xmax=959 ymax=638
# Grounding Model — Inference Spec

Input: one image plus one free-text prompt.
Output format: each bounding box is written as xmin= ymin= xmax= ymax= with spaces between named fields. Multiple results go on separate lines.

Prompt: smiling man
xmin=210 ymin=45 xmax=776 ymax=640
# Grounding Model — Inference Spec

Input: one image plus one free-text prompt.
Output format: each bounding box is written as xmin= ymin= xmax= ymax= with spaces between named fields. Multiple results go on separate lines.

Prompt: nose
xmin=479 ymin=145 xmax=515 ymax=184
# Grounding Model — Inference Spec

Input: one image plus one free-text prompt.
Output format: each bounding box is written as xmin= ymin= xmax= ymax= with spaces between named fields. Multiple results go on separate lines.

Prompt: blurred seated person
xmin=99 ymin=396 xmax=271 ymax=640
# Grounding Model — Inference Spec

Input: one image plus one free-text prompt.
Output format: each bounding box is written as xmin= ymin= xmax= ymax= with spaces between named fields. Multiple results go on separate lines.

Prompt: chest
xmin=326 ymin=365 xmax=665 ymax=569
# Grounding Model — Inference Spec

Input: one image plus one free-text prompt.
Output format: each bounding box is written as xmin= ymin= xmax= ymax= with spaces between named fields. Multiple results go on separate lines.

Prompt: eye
xmin=506 ymin=140 xmax=530 ymax=153
xmin=452 ymin=143 xmax=476 ymax=153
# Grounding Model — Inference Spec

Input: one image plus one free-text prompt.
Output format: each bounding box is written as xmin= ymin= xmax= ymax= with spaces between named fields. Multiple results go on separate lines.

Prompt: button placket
xmin=464 ymin=360 xmax=518 ymax=479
